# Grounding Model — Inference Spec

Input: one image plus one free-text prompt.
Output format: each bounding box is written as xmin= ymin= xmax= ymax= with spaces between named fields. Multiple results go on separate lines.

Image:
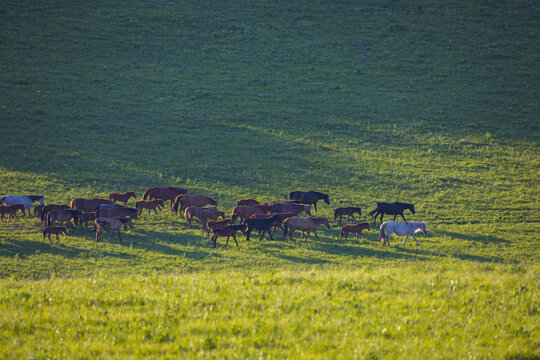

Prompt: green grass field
xmin=0 ymin=1 xmax=538 ymax=358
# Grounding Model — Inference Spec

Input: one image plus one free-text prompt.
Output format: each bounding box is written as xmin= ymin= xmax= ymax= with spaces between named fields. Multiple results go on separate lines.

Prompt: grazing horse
xmin=231 ymin=205 xmax=269 ymax=223
xmin=141 ymin=186 xmax=187 ymax=211
xmin=95 ymin=217 xmax=134 ymax=243
xmin=136 ymin=200 xmax=164 ymax=217
xmin=210 ymin=224 xmax=247 ymax=247
xmin=109 ymin=191 xmax=136 ymax=206
xmin=204 ymin=218 xmax=233 ymax=238
xmin=244 ymin=215 xmax=283 ymax=242
xmin=96 ymin=206 xmax=138 ymax=220
xmin=288 ymin=191 xmax=329 ymax=212
xmin=340 ymin=222 xmax=371 ymax=242
xmin=46 ymin=209 xmax=83 ymax=227
xmin=71 ymin=198 xmax=113 ymax=213
xmin=0 ymin=204 xmax=25 ymax=222
xmin=236 ymin=198 xmax=259 ymax=207
xmin=42 ymin=226 xmax=67 ymax=244
xmin=0 ymin=195 xmax=44 ymax=216
xmin=334 ymin=207 xmax=362 ymax=223
xmin=283 ymin=217 xmax=330 ymax=242
xmin=40 ymin=204 xmax=70 ymax=222
xmin=379 ymin=221 xmax=427 ymax=246
xmin=268 ymin=203 xmax=311 ymax=217
xmin=184 ymin=206 xmax=224 ymax=228
xmin=173 ymin=194 xmax=217 ymax=215
xmin=369 ymin=202 xmax=415 ymax=224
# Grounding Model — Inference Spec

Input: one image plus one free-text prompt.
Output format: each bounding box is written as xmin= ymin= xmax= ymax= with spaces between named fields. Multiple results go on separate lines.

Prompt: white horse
xmin=379 ymin=221 xmax=427 ymax=246
xmin=0 ymin=195 xmax=44 ymax=216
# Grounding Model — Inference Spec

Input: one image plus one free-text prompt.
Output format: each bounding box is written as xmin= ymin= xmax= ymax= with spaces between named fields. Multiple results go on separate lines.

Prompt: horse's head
xmin=418 ymin=222 xmax=427 ymax=234
xmin=409 ymin=204 xmax=416 ymax=214
xmin=323 ymin=195 xmax=330 ymax=205
xmin=124 ymin=218 xmax=134 ymax=229
xmin=210 ymin=199 xmax=218 ymax=206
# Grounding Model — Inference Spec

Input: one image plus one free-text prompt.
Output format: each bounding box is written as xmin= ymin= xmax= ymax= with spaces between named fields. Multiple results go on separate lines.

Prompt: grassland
xmin=0 ymin=0 xmax=539 ymax=358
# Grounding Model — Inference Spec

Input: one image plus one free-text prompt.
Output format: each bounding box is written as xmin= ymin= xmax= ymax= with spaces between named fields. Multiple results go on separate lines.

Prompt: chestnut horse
xmin=109 ymin=191 xmax=136 ymax=206
xmin=42 ymin=226 xmax=67 ymax=244
xmin=71 ymin=198 xmax=113 ymax=213
xmin=231 ymin=205 xmax=269 ymax=223
xmin=334 ymin=207 xmax=362 ymax=223
xmin=136 ymin=200 xmax=164 ymax=217
xmin=283 ymin=217 xmax=330 ymax=242
xmin=288 ymin=191 xmax=329 ymax=212
xmin=268 ymin=203 xmax=311 ymax=217
xmin=173 ymin=194 xmax=217 ymax=215
xmin=0 ymin=204 xmax=25 ymax=222
xmin=236 ymin=198 xmax=259 ymax=207
xmin=210 ymin=224 xmax=247 ymax=248
xmin=46 ymin=209 xmax=83 ymax=227
xmin=204 ymin=218 xmax=233 ymax=238
xmin=340 ymin=222 xmax=370 ymax=242
xmin=184 ymin=206 xmax=224 ymax=228
xmin=141 ymin=186 xmax=187 ymax=211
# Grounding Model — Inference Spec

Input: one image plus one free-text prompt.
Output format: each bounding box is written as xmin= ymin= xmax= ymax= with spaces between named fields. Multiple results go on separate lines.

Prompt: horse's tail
xmin=379 ymin=223 xmax=387 ymax=244
xmin=141 ymin=188 xmax=152 ymax=200
xmin=46 ymin=212 xmax=52 ymax=226
xmin=173 ymin=197 xmax=181 ymax=214
xmin=0 ymin=196 xmax=5 ymax=205
xmin=70 ymin=198 xmax=78 ymax=210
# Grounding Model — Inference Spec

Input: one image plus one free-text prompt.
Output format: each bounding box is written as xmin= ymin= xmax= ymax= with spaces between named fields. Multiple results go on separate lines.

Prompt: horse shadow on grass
xmin=396 ymin=246 xmax=506 ymax=263
xmin=438 ymin=230 xmax=510 ymax=244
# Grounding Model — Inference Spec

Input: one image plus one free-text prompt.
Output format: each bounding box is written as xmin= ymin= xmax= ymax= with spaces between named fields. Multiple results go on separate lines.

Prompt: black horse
xmin=288 ymin=191 xmax=330 ymax=212
xmin=368 ymin=202 xmax=415 ymax=224
xmin=244 ymin=215 xmax=282 ymax=241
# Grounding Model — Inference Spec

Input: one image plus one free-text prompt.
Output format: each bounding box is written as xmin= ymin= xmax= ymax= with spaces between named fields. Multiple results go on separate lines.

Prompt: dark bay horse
xmin=369 ymin=202 xmax=415 ymax=224
xmin=109 ymin=191 xmax=136 ymax=206
xmin=334 ymin=207 xmax=362 ymax=223
xmin=288 ymin=191 xmax=329 ymax=212
xmin=173 ymin=194 xmax=217 ymax=215
xmin=142 ymin=186 xmax=187 ymax=211
xmin=244 ymin=215 xmax=283 ymax=241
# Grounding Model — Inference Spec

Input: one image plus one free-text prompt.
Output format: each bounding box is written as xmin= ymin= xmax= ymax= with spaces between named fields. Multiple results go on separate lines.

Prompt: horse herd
xmin=0 ymin=188 xmax=428 ymax=247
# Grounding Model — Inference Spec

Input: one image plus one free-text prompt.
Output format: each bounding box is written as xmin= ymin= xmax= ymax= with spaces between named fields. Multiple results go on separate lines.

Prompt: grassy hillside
xmin=0 ymin=0 xmax=538 ymax=358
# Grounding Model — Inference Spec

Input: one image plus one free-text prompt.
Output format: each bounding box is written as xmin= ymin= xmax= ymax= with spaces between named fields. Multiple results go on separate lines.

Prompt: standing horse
xmin=283 ymin=217 xmax=330 ymax=242
xmin=40 ymin=204 xmax=70 ymax=222
xmin=231 ymin=205 xmax=269 ymax=223
xmin=71 ymin=198 xmax=113 ymax=213
xmin=184 ymin=206 xmax=224 ymax=228
xmin=136 ymin=200 xmax=164 ymax=217
xmin=379 ymin=221 xmax=427 ymax=246
xmin=109 ymin=191 xmax=136 ymax=206
xmin=244 ymin=215 xmax=283 ymax=242
xmin=42 ymin=226 xmax=67 ymax=244
xmin=0 ymin=195 xmax=44 ymax=216
xmin=95 ymin=217 xmax=134 ymax=243
xmin=268 ymin=203 xmax=311 ymax=217
xmin=236 ymin=198 xmax=259 ymax=207
xmin=46 ymin=209 xmax=83 ymax=227
xmin=0 ymin=204 xmax=25 ymax=222
xmin=210 ymin=224 xmax=247 ymax=248
xmin=334 ymin=207 xmax=362 ymax=223
xmin=141 ymin=186 xmax=187 ymax=211
xmin=340 ymin=222 xmax=370 ymax=242
xmin=369 ymin=202 xmax=415 ymax=224
xmin=288 ymin=191 xmax=329 ymax=212
xmin=173 ymin=194 xmax=217 ymax=215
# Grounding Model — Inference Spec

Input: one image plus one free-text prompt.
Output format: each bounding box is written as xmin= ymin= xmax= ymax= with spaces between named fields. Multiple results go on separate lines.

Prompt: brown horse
xmin=210 ymin=224 xmax=247 ymax=248
xmin=231 ymin=205 xmax=269 ymax=223
xmin=334 ymin=207 xmax=362 ymax=223
xmin=42 ymin=226 xmax=67 ymax=244
xmin=283 ymin=217 xmax=330 ymax=242
xmin=173 ymin=194 xmax=218 ymax=215
xmin=40 ymin=204 xmax=71 ymax=222
xmin=136 ymin=200 xmax=164 ymax=217
xmin=46 ymin=209 xmax=83 ymax=227
xmin=0 ymin=204 xmax=25 ymax=222
xmin=184 ymin=206 xmax=224 ymax=228
xmin=236 ymin=198 xmax=259 ymax=207
xmin=95 ymin=217 xmax=134 ymax=243
xmin=71 ymin=198 xmax=112 ymax=213
xmin=109 ymin=191 xmax=136 ymax=206
xmin=268 ymin=203 xmax=311 ymax=217
xmin=141 ymin=186 xmax=187 ymax=211
xmin=80 ymin=212 xmax=97 ymax=229
xmin=288 ymin=191 xmax=330 ymax=212
xmin=204 ymin=218 xmax=233 ymax=237
xmin=340 ymin=222 xmax=370 ymax=242
xmin=96 ymin=207 xmax=138 ymax=221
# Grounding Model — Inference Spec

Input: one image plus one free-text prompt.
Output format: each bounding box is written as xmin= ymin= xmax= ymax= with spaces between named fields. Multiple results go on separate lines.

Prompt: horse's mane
xmin=26 ymin=195 xmax=44 ymax=201
xmin=309 ymin=191 xmax=328 ymax=198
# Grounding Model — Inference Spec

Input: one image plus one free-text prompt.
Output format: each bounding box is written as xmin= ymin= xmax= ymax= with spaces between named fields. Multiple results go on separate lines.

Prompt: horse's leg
xmin=313 ymin=230 xmax=320 ymax=241
xmin=117 ymin=231 xmax=122 ymax=243
xmin=225 ymin=236 xmax=229 ymax=247
xmin=411 ymin=234 xmax=419 ymax=245
xmin=55 ymin=233 xmax=60 ymax=244
xmin=400 ymin=213 xmax=407 ymax=222
xmin=403 ymin=235 xmax=409 ymax=246
xmin=233 ymin=234 xmax=238 ymax=247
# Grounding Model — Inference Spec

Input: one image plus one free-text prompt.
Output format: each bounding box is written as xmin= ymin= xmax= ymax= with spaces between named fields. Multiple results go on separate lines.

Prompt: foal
xmin=0 ymin=204 xmax=25 ymax=222
xmin=42 ymin=226 xmax=67 ymax=244
xmin=339 ymin=222 xmax=370 ymax=242
xmin=109 ymin=191 xmax=136 ymax=206
xmin=95 ymin=217 xmax=134 ymax=243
